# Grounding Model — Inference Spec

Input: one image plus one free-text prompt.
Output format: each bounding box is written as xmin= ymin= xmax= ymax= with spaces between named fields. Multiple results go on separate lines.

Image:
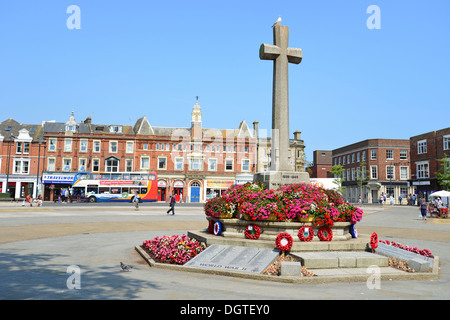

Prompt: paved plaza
xmin=0 ymin=202 xmax=449 ymax=301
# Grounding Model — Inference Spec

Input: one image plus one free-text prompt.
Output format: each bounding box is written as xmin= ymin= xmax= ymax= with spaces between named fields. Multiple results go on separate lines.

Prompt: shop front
xmin=206 ymin=179 xmax=234 ymax=199
xmin=0 ymin=175 xmax=36 ymax=200
xmin=42 ymin=172 xmax=76 ymax=201
xmin=172 ymin=180 xmax=184 ymax=202
xmin=158 ymin=180 xmax=167 ymax=202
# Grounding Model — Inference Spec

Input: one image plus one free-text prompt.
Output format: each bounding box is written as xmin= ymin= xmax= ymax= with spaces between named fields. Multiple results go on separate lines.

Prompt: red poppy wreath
xmin=298 ymin=225 xmax=314 ymax=242
xmin=275 ymin=232 xmax=293 ymax=251
xmin=370 ymin=232 xmax=378 ymax=250
xmin=318 ymin=226 xmax=333 ymax=241
xmin=245 ymin=224 xmax=261 ymax=240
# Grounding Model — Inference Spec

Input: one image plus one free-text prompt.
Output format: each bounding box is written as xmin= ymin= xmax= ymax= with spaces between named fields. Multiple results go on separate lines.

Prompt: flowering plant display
xmin=275 ymin=232 xmax=294 ymax=251
xmin=317 ymin=226 xmax=333 ymax=241
xmin=298 ymin=225 xmax=314 ymax=242
xmin=245 ymin=224 xmax=261 ymax=240
xmin=142 ymin=234 xmax=206 ymax=265
xmin=379 ymin=240 xmax=433 ymax=257
xmin=204 ymin=196 xmax=235 ymax=218
xmin=204 ymin=182 xmax=364 ymax=225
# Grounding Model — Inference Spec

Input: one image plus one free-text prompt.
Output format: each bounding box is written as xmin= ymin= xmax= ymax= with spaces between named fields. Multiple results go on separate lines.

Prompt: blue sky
xmin=0 ymin=0 xmax=449 ymax=163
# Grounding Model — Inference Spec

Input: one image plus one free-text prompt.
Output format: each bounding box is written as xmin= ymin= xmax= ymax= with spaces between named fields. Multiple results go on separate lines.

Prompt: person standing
xmin=420 ymin=198 xmax=427 ymax=220
xmin=167 ymin=191 xmax=176 ymax=215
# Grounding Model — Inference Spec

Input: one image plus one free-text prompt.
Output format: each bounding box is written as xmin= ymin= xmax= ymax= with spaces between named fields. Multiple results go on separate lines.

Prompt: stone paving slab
xmin=291 ymin=251 xmax=388 ymax=269
xmin=184 ymin=244 xmax=279 ymax=274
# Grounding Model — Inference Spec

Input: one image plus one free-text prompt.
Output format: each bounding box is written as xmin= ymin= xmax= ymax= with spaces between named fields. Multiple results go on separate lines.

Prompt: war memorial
xmin=136 ymin=22 xmax=439 ymax=284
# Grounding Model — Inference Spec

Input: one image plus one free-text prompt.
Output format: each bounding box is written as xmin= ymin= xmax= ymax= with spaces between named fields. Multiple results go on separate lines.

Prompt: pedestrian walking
xmin=132 ymin=191 xmax=141 ymax=210
xmin=167 ymin=191 xmax=176 ymax=215
xmin=420 ymin=198 xmax=427 ymax=220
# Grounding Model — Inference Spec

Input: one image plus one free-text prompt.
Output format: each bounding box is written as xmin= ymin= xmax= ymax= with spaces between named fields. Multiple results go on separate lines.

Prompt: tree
xmin=356 ymin=160 xmax=370 ymax=203
xmin=437 ymin=153 xmax=450 ymax=191
xmin=330 ymin=164 xmax=345 ymax=195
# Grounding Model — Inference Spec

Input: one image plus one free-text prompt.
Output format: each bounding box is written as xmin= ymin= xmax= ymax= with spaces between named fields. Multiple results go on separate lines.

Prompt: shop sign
xmin=42 ymin=173 xmax=75 ymax=184
xmin=174 ymin=181 xmax=184 ymax=188
xmin=206 ymin=180 xmax=234 ymax=189
xmin=158 ymin=180 xmax=167 ymax=187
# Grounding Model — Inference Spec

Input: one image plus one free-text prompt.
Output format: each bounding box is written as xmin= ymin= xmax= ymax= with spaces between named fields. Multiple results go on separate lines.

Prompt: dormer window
xmin=110 ymin=125 xmax=122 ymax=133
xmin=65 ymin=125 xmax=76 ymax=132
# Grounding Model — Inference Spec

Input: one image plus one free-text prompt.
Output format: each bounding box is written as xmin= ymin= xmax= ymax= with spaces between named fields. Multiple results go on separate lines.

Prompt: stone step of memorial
xmin=291 ymin=251 xmax=388 ymax=269
xmin=188 ymin=230 xmax=370 ymax=252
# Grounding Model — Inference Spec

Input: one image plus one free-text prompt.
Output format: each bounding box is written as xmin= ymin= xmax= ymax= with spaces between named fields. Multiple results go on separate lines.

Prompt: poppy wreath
xmin=298 ymin=225 xmax=314 ymax=242
xmin=275 ymin=232 xmax=293 ymax=251
xmin=245 ymin=224 xmax=261 ymax=240
xmin=370 ymin=232 xmax=378 ymax=250
xmin=318 ymin=226 xmax=333 ymax=241
xmin=213 ymin=221 xmax=222 ymax=236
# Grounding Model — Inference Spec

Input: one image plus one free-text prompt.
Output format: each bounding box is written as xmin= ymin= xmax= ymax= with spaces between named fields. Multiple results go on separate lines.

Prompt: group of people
xmin=419 ymin=196 xmax=448 ymax=220
xmin=23 ymin=194 xmax=43 ymax=207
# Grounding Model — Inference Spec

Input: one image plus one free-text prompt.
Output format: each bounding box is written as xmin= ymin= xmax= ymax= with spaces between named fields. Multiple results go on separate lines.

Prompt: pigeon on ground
xmin=272 ymin=16 xmax=281 ymax=28
xmin=120 ymin=262 xmax=133 ymax=272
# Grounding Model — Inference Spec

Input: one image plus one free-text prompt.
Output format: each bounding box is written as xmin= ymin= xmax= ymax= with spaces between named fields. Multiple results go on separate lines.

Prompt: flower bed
xmin=379 ymin=240 xmax=433 ymax=258
xmin=142 ymin=234 xmax=206 ymax=265
xmin=204 ymin=182 xmax=364 ymax=226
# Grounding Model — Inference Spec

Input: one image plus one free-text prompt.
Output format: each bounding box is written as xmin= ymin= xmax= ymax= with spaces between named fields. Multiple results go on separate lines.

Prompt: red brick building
xmin=308 ymin=150 xmax=332 ymax=178
xmin=410 ymin=127 xmax=450 ymax=200
xmin=0 ymin=119 xmax=45 ymax=199
xmin=40 ymin=102 xmax=257 ymax=203
xmin=332 ymin=139 xmax=412 ymax=204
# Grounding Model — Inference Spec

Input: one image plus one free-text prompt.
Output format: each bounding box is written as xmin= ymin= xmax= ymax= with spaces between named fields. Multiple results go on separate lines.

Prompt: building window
xmin=80 ymin=140 xmax=88 ymax=152
xmin=208 ymin=158 xmax=217 ymax=171
xmin=386 ymin=149 xmax=394 ymax=160
xmin=49 ymin=139 xmax=57 ymax=152
xmin=141 ymin=157 xmax=150 ymax=169
xmin=400 ymin=150 xmax=408 ymax=160
xmin=444 ymin=135 xmax=450 ymax=151
xmin=93 ymin=141 xmax=101 ymax=153
xmin=109 ymin=141 xmax=118 ymax=153
xmin=400 ymin=166 xmax=409 ymax=180
xmin=190 ymin=158 xmax=202 ymax=170
xmin=63 ymin=158 xmax=72 ymax=172
xmin=92 ymin=159 xmax=100 ymax=171
xmin=371 ymin=149 xmax=377 ymax=160
xmin=158 ymin=157 xmax=167 ymax=170
xmin=109 ymin=125 xmax=122 ymax=133
xmin=125 ymin=159 xmax=133 ymax=172
xmin=126 ymin=142 xmax=133 ymax=153
xmin=357 ymin=152 xmax=360 ymax=162
xmin=64 ymin=139 xmax=72 ymax=152
xmin=242 ymin=159 xmax=250 ymax=172
xmin=351 ymin=154 xmax=355 ymax=163
xmin=143 ymin=143 xmax=148 ymax=150
xmin=175 ymin=158 xmax=184 ymax=170
xmin=386 ymin=166 xmax=395 ymax=180
xmin=417 ymin=162 xmax=429 ymax=179
xmin=47 ymin=158 xmax=55 ymax=171
xmin=79 ymin=158 xmax=87 ymax=171
xmin=418 ymin=140 xmax=427 ymax=154
xmin=14 ymin=160 xmax=30 ymax=174
xmin=225 ymin=159 xmax=233 ymax=171
xmin=16 ymin=142 xmax=23 ymax=154
xmin=370 ymin=166 xmax=378 ymax=179
xmin=105 ymin=158 xmax=119 ymax=172
xmin=351 ymin=168 xmax=355 ymax=180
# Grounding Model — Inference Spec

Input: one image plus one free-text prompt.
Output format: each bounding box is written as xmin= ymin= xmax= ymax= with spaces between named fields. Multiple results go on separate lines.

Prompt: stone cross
xmin=260 ymin=24 xmax=302 ymax=172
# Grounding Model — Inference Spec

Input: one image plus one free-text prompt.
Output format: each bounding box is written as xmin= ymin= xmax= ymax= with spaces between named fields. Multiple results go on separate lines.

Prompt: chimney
xmin=294 ymin=130 xmax=301 ymax=141
xmin=253 ymin=120 xmax=259 ymax=138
